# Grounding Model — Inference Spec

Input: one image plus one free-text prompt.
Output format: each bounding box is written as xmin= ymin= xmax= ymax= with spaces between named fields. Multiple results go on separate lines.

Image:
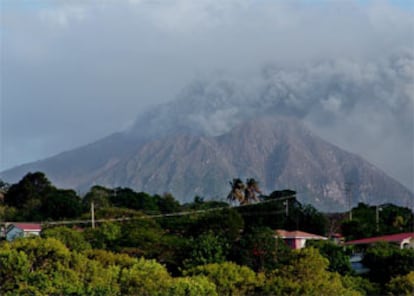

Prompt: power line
xmin=40 ymin=194 xmax=297 ymax=227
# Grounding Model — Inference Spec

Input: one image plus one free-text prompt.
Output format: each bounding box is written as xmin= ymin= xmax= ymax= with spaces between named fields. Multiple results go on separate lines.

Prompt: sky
xmin=1 ymin=0 xmax=413 ymax=191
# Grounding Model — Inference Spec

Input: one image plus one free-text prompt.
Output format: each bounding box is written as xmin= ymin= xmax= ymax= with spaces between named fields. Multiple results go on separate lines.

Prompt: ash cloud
xmin=2 ymin=0 xmax=413 ymax=191
xmin=129 ymin=50 xmax=414 ymax=191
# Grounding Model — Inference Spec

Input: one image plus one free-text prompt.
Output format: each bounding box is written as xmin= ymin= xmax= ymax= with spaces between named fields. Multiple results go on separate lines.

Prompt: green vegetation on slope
xmin=0 ymin=172 xmax=413 ymax=295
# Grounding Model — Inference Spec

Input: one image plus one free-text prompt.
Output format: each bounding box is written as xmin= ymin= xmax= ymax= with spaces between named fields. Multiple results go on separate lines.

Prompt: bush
xmin=42 ymin=226 xmax=91 ymax=252
xmin=168 ymin=276 xmax=217 ymax=296
xmin=263 ymin=248 xmax=361 ymax=296
xmin=119 ymin=258 xmax=172 ymax=295
xmin=386 ymin=271 xmax=414 ymax=296
xmin=184 ymin=262 xmax=263 ymax=296
xmin=362 ymin=242 xmax=414 ymax=284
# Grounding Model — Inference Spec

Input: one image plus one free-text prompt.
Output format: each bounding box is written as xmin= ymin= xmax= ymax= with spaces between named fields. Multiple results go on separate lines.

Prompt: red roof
xmin=345 ymin=232 xmax=414 ymax=245
xmin=275 ymin=229 xmax=327 ymax=240
xmin=12 ymin=223 xmax=42 ymax=231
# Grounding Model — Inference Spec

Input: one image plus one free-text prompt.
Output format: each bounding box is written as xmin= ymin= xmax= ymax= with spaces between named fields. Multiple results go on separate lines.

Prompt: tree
xmin=91 ymin=206 xmax=143 ymax=220
xmin=262 ymin=248 xmax=360 ymax=296
xmin=0 ymin=237 xmax=121 ymax=295
xmin=0 ymin=237 xmax=86 ymax=295
xmin=237 ymin=198 xmax=328 ymax=235
xmin=156 ymin=193 xmax=181 ymax=214
xmin=84 ymin=249 xmax=137 ymax=269
xmin=118 ymin=219 xmax=164 ymax=257
xmin=341 ymin=203 xmax=414 ymax=240
xmin=153 ymin=234 xmax=191 ymax=276
xmin=341 ymin=220 xmax=367 ymax=241
xmin=168 ymin=276 xmax=218 ymax=296
xmin=184 ymin=262 xmax=263 ymax=296
xmin=3 ymin=172 xmax=84 ymax=221
xmin=188 ymin=208 xmax=244 ymax=241
xmin=0 ymin=179 xmax=10 ymax=192
xmin=1 ymin=236 xmax=226 ymax=295
xmin=0 ymin=248 xmax=31 ymax=293
xmin=386 ymin=271 xmax=414 ymax=296
xmin=236 ymin=195 xmax=289 ymax=230
xmin=84 ymin=222 xmax=122 ymax=251
xmin=362 ymin=242 xmax=414 ymax=285
xmin=379 ymin=203 xmax=414 ymax=234
xmin=297 ymin=204 xmax=328 ymax=236
xmin=4 ymin=172 xmax=54 ymax=208
xmin=41 ymin=226 xmax=91 ymax=252
xmin=0 ymin=179 xmax=10 ymax=204
xmin=341 ymin=275 xmax=380 ymax=296
xmin=235 ymin=226 xmax=291 ymax=272
xmin=40 ymin=189 xmax=82 ymax=220
xmin=181 ymin=197 xmax=228 ymax=211
xmin=119 ymin=258 xmax=172 ymax=296
xmin=4 ymin=172 xmax=56 ymax=220
xmin=306 ymin=240 xmax=352 ymax=275
xmin=82 ymin=185 xmax=112 ymax=210
xmin=110 ymin=188 xmax=159 ymax=213
xmin=183 ymin=231 xmax=230 ymax=269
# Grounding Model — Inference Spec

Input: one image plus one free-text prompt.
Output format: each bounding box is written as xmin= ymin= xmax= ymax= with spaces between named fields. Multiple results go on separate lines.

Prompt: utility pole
xmin=284 ymin=200 xmax=289 ymax=217
xmin=376 ymin=205 xmax=382 ymax=232
xmin=91 ymin=201 xmax=95 ymax=229
xmin=345 ymin=182 xmax=353 ymax=221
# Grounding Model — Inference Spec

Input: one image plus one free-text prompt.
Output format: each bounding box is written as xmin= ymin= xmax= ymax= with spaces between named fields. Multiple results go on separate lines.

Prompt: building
xmin=275 ymin=229 xmax=327 ymax=249
xmin=345 ymin=232 xmax=414 ymax=249
xmin=5 ymin=223 xmax=42 ymax=241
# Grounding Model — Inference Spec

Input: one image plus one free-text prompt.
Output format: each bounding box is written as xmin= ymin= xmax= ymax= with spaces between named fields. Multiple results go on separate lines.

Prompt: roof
xmin=345 ymin=232 xmax=414 ymax=245
xmin=9 ymin=223 xmax=42 ymax=231
xmin=275 ymin=229 xmax=327 ymax=240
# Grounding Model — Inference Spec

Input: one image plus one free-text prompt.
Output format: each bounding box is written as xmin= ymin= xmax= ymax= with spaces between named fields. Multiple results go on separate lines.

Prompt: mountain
xmin=1 ymin=116 xmax=412 ymax=212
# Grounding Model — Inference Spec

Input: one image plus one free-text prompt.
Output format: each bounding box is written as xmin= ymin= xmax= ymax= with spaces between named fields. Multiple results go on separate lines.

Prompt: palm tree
xmin=244 ymin=178 xmax=261 ymax=204
xmin=227 ymin=178 xmax=245 ymax=204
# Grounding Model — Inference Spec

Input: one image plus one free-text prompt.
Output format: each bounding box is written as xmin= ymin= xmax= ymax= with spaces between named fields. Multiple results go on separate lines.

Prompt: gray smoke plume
xmin=128 ymin=49 xmax=414 ymax=191
xmin=2 ymin=0 xmax=413 ymax=192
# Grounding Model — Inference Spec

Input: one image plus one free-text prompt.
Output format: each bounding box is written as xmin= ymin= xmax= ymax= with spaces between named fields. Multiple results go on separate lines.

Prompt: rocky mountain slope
xmin=2 ymin=116 xmax=412 ymax=212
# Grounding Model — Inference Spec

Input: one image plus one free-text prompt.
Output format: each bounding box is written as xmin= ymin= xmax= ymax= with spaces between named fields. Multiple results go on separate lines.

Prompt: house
xmin=345 ymin=232 xmax=414 ymax=249
xmin=6 ymin=223 xmax=42 ymax=241
xmin=275 ymin=229 xmax=327 ymax=249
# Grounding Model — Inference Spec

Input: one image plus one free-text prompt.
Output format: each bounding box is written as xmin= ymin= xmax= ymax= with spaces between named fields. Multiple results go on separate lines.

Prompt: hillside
xmin=1 ymin=116 xmax=412 ymax=212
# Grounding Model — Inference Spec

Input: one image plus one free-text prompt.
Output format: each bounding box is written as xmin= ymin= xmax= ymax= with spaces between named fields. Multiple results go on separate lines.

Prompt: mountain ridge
xmin=1 ymin=116 xmax=412 ymax=212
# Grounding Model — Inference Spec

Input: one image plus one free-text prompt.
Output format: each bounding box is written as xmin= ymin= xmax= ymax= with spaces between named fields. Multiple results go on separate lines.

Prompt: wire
xmin=24 ymin=194 xmax=297 ymax=227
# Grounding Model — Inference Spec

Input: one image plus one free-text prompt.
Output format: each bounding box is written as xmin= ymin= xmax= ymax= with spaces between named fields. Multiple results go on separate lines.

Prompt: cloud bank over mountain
xmin=2 ymin=0 xmax=413 ymax=190
xmin=129 ymin=50 xmax=414 ymax=190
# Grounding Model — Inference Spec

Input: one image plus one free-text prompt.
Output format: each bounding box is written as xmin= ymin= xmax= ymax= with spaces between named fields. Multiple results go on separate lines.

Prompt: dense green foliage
xmin=306 ymin=239 xmax=352 ymax=275
xmin=235 ymin=226 xmax=291 ymax=272
xmin=184 ymin=261 xmax=263 ymax=295
xmin=0 ymin=238 xmax=217 ymax=295
xmin=362 ymin=242 xmax=414 ymax=285
xmin=1 ymin=172 xmax=413 ymax=295
xmin=386 ymin=271 xmax=414 ymax=296
xmin=183 ymin=231 xmax=230 ymax=269
xmin=42 ymin=226 xmax=91 ymax=252
xmin=3 ymin=172 xmax=82 ymax=221
xmin=341 ymin=202 xmax=414 ymax=240
xmin=262 ymin=248 xmax=361 ymax=296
